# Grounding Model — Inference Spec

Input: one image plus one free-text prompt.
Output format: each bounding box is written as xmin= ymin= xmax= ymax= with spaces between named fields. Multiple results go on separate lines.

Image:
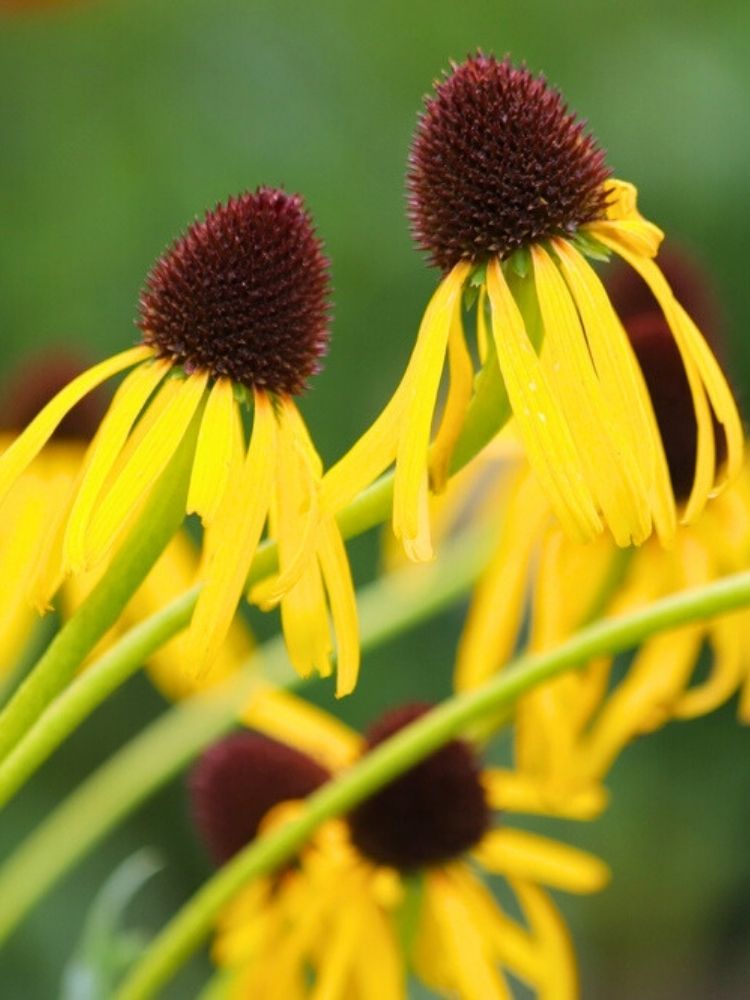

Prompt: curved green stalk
xmin=0 ymin=417 xmax=200 ymax=765
xmin=117 ymin=568 xmax=750 ymax=1000
xmin=0 ymin=589 xmax=197 ymax=810
xmin=0 ymin=526 xmax=490 ymax=946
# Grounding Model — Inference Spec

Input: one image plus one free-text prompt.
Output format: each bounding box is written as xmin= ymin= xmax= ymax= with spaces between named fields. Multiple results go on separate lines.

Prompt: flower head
xmin=0 ymin=189 xmax=359 ymax=694
xmin=198 ymin=702 xmax=609 ymax=999
xmin=408 ymin=54 xmax=611 ymax=270
xmin=324 ymin=54 xmax=742 ymax=560
xmin=138 ymin=188 xmax=330 ymax=395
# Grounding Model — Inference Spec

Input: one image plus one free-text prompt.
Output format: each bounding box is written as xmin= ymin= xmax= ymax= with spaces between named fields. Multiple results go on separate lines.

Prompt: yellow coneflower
xmin=0 ymin=189 xmax=359 ymax=694
xmin=194 ymin=703 xmax=609 ymax=999
xmin=453 ymin=249 xmax=750 ymax=806
xmin=323 ymin=53 xmax=741 ymax=559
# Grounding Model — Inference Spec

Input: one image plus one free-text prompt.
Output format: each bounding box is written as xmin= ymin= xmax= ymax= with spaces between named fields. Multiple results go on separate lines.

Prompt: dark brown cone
xmin=189 ymin=732 xmax=330 ymax=865
xmin=348 ymin=703 xmax=490 ymax=871
xmin=138 ymin=188 xmax=331 ymax=395
xmin=408 ymin=53 xmax=611 ymax=272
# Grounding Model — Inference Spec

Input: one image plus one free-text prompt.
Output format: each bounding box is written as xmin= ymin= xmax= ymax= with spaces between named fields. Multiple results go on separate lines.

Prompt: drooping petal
xmin=64 ymin=359 xmax=169 ymax=570
xmin=532 ymin=243 xmax=650 ymax=545
xmin=474 ymin=828 xmax=610 ymax=894
xmin=188 ymin=377 xmax=245 ymax=525
xmin=591 ymin=227 xmax=743 ymax=514
xmin=318 ymin=515 xmax=360 ymax=697
xmin=425 ymin=871 xmax=512 ymax=1000
xmin=552 ymin=237 xmax=675 ymax=542
xmin=510 ymin=879 xmax=580 ymax=1000
xmin=393 ymin=261 xmax=471 ymax=560
xmin=187 ymin=388 xmax=276 ymax=677
xmin=84 ymin=370 xmax=209 ymax=567
xmin=0 ymin=345 xmax=152 ymax=509
xmin=485 ymin=257 xmax=601 ymax=542
xmin=674 ymin=613 xmax=744 ymax=719
xmin=454 ymin=467 xmax=549 ymax=690
xmin=251 ymin=399 xmax=322 ymax=607
xmin=446 ymin=865 xmax=539 ymax=986
xmin=429 ymin=306 xmax=475 ymax=492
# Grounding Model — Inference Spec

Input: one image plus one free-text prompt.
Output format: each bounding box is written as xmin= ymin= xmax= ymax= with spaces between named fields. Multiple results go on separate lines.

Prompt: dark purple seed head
xmin=138 ymin=188 xmax=331 ymax=395
xmin=0 ymin=350 xmax=106 ymax=440
xmin=348 ymin=703 xmax=490 ymax=872
xmin=189 ymin=732 xmax=330 ymax=866
xmin=408 ymin=53 xmax=612 ymax=272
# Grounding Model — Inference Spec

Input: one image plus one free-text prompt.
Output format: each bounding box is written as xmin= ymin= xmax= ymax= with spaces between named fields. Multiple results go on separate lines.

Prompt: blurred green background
xmin=1 ymin=0 xmax=749 ymax=996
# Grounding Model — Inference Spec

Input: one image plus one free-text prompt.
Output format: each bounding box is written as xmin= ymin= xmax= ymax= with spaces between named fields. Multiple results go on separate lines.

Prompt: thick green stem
xmin=0 ymin=420 xmax=199 ymax=765
xmin=0 ymin=527 xmax=489 ymax=946
xmin=116 ymin=568 xmax=750 ymax=1000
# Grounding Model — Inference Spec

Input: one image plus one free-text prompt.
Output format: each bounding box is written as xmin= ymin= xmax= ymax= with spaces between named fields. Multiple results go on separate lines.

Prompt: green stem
xmin=117 ymin=567 xmax=750 ymax=1000
xmin=0 ymin=419 xmax=199 ymax=765
xmin=0 ymin=526 xmax=489 ymax=946
xmin=0 ymin=589 xmax=197 ymax=810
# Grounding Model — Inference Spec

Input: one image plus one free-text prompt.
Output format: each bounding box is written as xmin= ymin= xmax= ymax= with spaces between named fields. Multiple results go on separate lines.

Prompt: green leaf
xmin=468 ymin=259 xmax=488 ymax=287
xmin=571 ymin=231 xmax=612 ymax=263
xmin=506 ymin=245 xmax=531 ymax=279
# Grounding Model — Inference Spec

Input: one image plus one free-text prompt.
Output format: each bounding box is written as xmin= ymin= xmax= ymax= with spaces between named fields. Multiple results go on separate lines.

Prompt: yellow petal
xmin=429 ymin=306 xmax=475 ymax=493
xmin=320 ymin=381 xmax=408 ymax=516
xmin=578 ymin=625 xmax=703 ymax=783
xmin=0 ymin=346 xmax=151 ymax=509
xmin=64 ymin=359 xmax=169 ymax=571
xmin=349 ymin=900 xmax=403 ymax=1000
xmin=187 ymin=377 xmax=244 ymax=525
xmin=475 ymin=828 xmax=610 ymax=894
xmin=674 ymin=614 xmax=744 ymax=719
xmin=509 ymin=879 xmax=580 ymax=1000
xmin=481 ymin=769 xmax=607 ymax=821
xmin=187 ymin=389 xmax=276 ymax=677
xmin=553 ymin=237 xmax=676 ymax=542
xmin=243 ymin=686 xmax=361 ymax=771
xmin=393 ymin=261 xmax=471 ymax=560
xmin=485 ymin=257 xmax=601 ymax=542
xmin=425 ymin=871 xmax=512 ymax=1000
xmin=318 ymin=515 xmax=360 ymax=697
xmin=446 ymin=865 xmax=539 ymax=986
xmin=532 ymin=244 xmax=650 ymax=545
xmin=251 ymin=399 xmax=321 ymax=607
xmin=310 ymin=893 xmax=364 ymax=1000
xmin=591 ymin=228 xmax=743 ymax=515
xmin=454 ymin=468 xmax=549 ymax=691
xmin=84 ymin=371 xmax=208 ymax=566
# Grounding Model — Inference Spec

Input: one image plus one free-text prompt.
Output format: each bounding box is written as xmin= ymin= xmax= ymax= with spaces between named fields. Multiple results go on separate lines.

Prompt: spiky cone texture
xmin=0 ymin=189 xmax=360 ymax=696
xmin=451 ymin=250 xmax=750 ymax=808
xmin=322 ymin=54 xmax=742 ymax=562
xmin=196 ymin=703 xmax=609 ymax=999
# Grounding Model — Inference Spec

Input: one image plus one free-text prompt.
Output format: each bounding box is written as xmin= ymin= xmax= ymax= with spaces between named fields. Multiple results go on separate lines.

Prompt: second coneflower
xmin=324 ymin=53 xmax=742 ymax=558
xmin=0 ymin=188 xmax=359 ymax=694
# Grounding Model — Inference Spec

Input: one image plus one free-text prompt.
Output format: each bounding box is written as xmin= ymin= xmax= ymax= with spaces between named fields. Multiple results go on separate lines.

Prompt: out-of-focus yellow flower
xmin=196 ymin=704 xmax=608 ymax=999
xmin=323 ymin=54 xmax=741 ymax=560
xmin=0 ymin=190 xmax=359 ymax=695
xmin=452 ymin=248 xmax=749 ymax=806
